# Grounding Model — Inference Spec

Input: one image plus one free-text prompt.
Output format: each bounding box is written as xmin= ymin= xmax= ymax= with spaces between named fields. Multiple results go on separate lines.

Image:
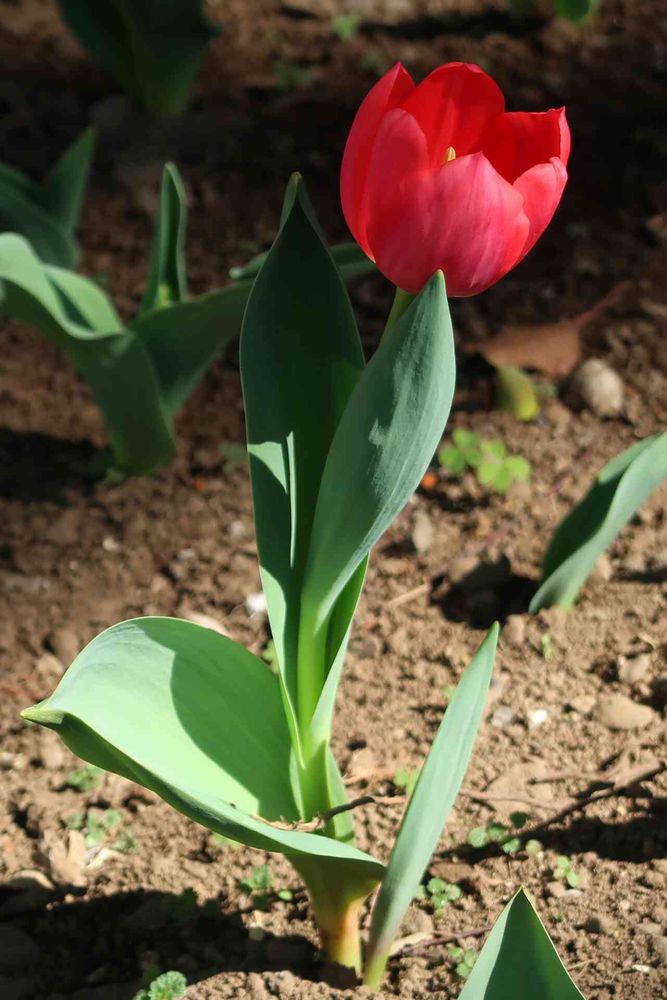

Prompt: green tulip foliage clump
xmin=23 ymin=179 xmax=584 ymax=994
xmin=57 ymin=0 xmax=219 ymax=116
xmin=0 ymin=129 xmax=94 ymax=268
xmin=0 ymin=164 xmax=251 ymax=476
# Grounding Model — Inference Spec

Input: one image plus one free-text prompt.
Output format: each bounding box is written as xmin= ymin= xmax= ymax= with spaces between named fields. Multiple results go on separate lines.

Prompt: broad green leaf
xmin=458 ymin=889 xmax=584 ymax=999
xmin=530 ymin=433 xmax=667 ymax=611
xmin=0 ymin=129 xmax=94 ymax=268
xmin=133 ymin=283 xmax=252 ymax=415
xmin=57 ymin=0 xmax=219 ymax=116
xmin=363 ymin=625 xmax=498 ymax=988
xmin=0 ymin=234 xmax=175 ymax=474
xmin=240 ymin=178 xmax=364 ymax=743
xmin=230 ymin=241 xmax=376 ymax=284
xmin=21 ymin=618 xmax=383 ymax=892
xmin=139 ymin=164 xmax=187 ymax=315
xmin=299 ymin=275 xmax=455 ymax=707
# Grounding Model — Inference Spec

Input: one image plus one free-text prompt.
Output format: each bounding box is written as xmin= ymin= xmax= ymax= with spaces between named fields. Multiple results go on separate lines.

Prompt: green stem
xmin=292 ymin=857 xmax=379 ymax=975
xmin=383 ymin=286 xmax=416 ymax=339
xmin=363 ymin=949 xmax=391 ymax=992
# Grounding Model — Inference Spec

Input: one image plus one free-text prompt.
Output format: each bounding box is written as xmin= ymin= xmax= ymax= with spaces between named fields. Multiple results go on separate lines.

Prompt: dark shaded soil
xmin=0 ymin=1 xmax=666 ymax=998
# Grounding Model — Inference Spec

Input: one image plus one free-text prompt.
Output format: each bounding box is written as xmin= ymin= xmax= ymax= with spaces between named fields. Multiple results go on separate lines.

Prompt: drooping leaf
xmin=0 ymin=234 xmax=175 ymax=474
xmin=458 ymin=889 xmax=585 ymax=999
xmin=57 ymin=0 xmax=219 ymax=116
xmin=363 ymin=625 xmax=498 ymax=988
xmin=530 ymin=432 xmax=667 ymax=611
xmin=240 ymin=177 xmax=364 ymax=743
xmin=21 ymin=618 xmax=384 ymax=894
xmin=139 ymin=164 xmax=187 ymax=315
xmin=0 ymin=129 xmax=94 ymax=267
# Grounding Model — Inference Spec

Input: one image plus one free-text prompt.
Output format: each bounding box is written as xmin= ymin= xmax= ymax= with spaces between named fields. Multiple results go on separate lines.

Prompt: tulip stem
xmin=383 ymin=286 xmax=416 ymax=339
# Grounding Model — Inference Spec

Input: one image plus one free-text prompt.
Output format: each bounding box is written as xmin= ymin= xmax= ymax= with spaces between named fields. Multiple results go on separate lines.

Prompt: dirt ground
xmin=0 ymin=1 xmax=666 ymax=998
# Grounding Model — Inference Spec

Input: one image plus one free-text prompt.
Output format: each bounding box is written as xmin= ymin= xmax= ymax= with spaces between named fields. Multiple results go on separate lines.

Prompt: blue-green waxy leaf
xmin=530 ymin=432 xmax=667 ymax=611
xmin=57 ymin=0 xmax=219 ymax=116
xmin=21 ymin=618 xmax=383 ymax=896
xmin=363 ymin=626 xmax=498 ymax=988
xmin=240 ymin=176 xmax=364 ymax=743
xmin=298 ymin=273 xmax=455 ymax=749
xmin=458 ymin=889 xmax=585 ymax=999
xmin=139 ymin=163 xmax=187 ymax=315
xmin=0 ymin=128 xmax=94 ymax=267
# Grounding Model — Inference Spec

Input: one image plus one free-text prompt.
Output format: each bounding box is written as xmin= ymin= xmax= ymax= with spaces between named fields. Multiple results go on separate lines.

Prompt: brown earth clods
xmin=0 ymin=1 xmax=666 ymax=999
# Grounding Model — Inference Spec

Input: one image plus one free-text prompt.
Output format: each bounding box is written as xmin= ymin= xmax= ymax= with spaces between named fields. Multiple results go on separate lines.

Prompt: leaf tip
xmin=21 ymin=704 xmax=64 ymax=726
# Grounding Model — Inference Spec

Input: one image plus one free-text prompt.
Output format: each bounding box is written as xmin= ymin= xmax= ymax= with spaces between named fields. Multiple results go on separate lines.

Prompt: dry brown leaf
xmin=472 ymin=282 xmax=631 ymax=378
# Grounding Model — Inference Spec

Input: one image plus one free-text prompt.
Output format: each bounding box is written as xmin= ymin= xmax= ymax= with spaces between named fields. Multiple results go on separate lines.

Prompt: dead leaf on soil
xmin=471 ymin=282 xmax=632 ymax=378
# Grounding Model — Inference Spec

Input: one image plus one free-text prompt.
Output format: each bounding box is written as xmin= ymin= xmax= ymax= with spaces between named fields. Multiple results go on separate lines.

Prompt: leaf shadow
xmin=432 ymin=556 xmax=537 ymax=629
xmin=0 ymin=428 xmax=102 ymax=502
xmin=8 ymin=887 xmax=323 ymax=998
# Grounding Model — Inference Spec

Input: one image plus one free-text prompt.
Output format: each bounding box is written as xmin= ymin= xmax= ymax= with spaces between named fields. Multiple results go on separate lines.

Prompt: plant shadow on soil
xmin=0 ymin=429 xmax=102 ymax=503
xmin=432 ymin=555 xmax=537 ymax=629
xmin=14 ymin=887 xmax=323 ymax=998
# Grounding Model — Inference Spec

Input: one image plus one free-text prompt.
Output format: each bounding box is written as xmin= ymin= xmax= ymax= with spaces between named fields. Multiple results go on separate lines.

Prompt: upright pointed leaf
xmin=298 ymin=273 xmax=455 ymax=734
xmin=57 ymin=0 xmax=219 ymax=116
xmin=458 ymin=889 xmax=585 ymax=999
xmin=363 ymin=626 xmax=498 ymax=987
xmin=240 ymin=178 xmax=364 ymax=739
xmin=139 ymin=164 xmax=187 ymax=315
xmin=21 ymin=618 xmax=384 ymax=893
xmin=530 ymin=432 xmax=667 ymax=611
xmin=38 ymin=128 xmax=95 ymax=236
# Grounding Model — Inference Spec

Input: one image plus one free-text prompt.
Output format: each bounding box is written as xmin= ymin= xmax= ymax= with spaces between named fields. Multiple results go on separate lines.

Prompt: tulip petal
xmin=400 ymin=62 xmax=505 ymax=166
xmin=367 ymin=151 xmax=529 ymax=296
xmin=341 ymin=63 xmax=414 ymax=254
xmin=482 ymin=108 xmax=570 ymax=183
xmin=514 ymin=156 xmax=568 ymax=259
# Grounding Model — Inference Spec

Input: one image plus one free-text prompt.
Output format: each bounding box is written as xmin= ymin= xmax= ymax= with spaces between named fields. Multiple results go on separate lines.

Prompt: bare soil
xmin=0 ymin=1 xmax=666 ymax=999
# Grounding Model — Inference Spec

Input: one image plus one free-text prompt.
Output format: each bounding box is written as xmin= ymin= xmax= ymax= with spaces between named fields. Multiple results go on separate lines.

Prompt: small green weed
xmin=218 ymin=442 xmax=247 ymax=473
xmin=540 ymin=633 xmax=555 ymax=659
xmin=331 ymin=12 xmax=360 ymax=40
xmin=438 ymin=429 xmax=531 ymax=494
xmin=448 ymin=944 xmax=477 ymax=979
xmin=133 ymin=970 xmax=187 ymax=1000
xmin=66 ymin=764 xmax=103 ymax=792
xmin=467 ymin=812 xmax=529 ymax=855
xmin=555 ymin=854 xmax=580 ymax=888
xmin=416 ymin=877 xmax=463 ymax=916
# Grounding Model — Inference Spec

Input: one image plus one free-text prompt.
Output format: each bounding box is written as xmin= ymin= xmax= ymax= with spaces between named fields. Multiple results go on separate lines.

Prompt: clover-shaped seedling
xmin=416 ymin=877 xmax=463 ymax=916
xmin=439 ymin=429 xmax=531 ymax=494
xmin=133 ymin=970 xmax=187 ymax=1000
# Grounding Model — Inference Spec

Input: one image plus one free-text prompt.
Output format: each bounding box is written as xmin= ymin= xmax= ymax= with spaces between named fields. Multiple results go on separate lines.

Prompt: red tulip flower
xmin=341 ymin=62 xmax=570 ymax=297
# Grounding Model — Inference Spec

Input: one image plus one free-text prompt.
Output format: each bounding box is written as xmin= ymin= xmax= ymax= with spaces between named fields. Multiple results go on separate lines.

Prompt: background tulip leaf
xmin=530 ymin=432 xmax=667 ymax=611
xmin=240 ymin=177 xmax=365 ymax=741
xmin=0 ymin=233 xmax=176 ymax=474
xmin=299 ymin=272 xmax=455 ymax=742
xmin=0 ymin=128 xmax=94 ymax=267
xmin=139 ymin=163 xmax=188 ymax=315
xmin=57 ymin=0 xmax=219 ymax=116
xmin=229 ymin=240 xmax=375 ymax=284
xmin=458 ymin=889 xmax=585 ymax=999
xmin=364 ymin=625 xmax=498 ymax=988
xmin=21 ymin=618 xmax=384 ymax=893
xmin=132 ymin=283 xmax=253 ymax=416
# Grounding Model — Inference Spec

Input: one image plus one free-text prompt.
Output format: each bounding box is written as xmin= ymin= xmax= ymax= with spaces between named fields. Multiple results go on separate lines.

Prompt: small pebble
xmin=411 ymin=509 xmax=434 ymax=554
xmin=490 ymin=705 xmax=514 ymax=728
xmin=570 ymin=358 xmax=624 ymax=417
xmin=527 ymin=708 xmax=549 ymax=729
xmin=594 ymin=692 xmax=657 ymax=731
xmin=245 ymin=592 xmax=267 ymax=616
xmin=503 ymin=614 xmax=526 ymax=646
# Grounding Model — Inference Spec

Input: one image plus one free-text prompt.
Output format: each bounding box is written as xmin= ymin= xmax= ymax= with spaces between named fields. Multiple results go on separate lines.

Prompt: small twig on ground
xmin=387 ymin=582 xmax=430 ymax=608
xmin=394 ymin=923 xmax=495 ymax=958
xmin=462 ymin=790 xmax=569 ymax=812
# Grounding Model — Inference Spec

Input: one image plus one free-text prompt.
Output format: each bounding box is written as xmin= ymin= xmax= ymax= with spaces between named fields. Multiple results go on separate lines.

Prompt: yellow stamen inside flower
xmin=443 ymin=146 xmax=457 ymax=164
